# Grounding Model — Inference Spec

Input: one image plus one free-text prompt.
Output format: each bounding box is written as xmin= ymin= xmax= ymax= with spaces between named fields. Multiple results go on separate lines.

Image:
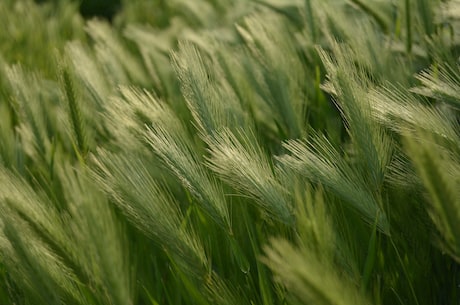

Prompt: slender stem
xmin=391 ymin=239 xmax=420 ymax=305
xmin=405 ymin=0 xmax=412 ymax=54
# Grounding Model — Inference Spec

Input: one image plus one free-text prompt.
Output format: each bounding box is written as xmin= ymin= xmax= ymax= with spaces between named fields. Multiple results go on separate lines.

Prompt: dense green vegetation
xmin=0 ymin=0 xmax=459 ymax=304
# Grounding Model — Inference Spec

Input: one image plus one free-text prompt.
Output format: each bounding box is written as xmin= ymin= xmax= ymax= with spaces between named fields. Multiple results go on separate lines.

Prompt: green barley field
xmin=0 ymin=0 xmax=459 ymax=304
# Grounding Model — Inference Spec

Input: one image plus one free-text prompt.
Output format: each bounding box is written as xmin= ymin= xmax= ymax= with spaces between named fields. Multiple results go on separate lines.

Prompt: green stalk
xmin=405 ymin=0 xmax=412 ymax=54
xmin=305 ymin=0 xmax=317 ymax=42
xmin=391 ymin=240 xmax=420 ymax=305
xmin=361 ymin=216 xmax=378 ymax=293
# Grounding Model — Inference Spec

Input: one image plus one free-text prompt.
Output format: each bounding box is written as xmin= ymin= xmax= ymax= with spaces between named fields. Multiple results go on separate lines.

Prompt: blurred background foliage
xmin=77 ymin=0 xmax=122 ymax=20
xmin=0 ymin=0 xmax=459 ymax=305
